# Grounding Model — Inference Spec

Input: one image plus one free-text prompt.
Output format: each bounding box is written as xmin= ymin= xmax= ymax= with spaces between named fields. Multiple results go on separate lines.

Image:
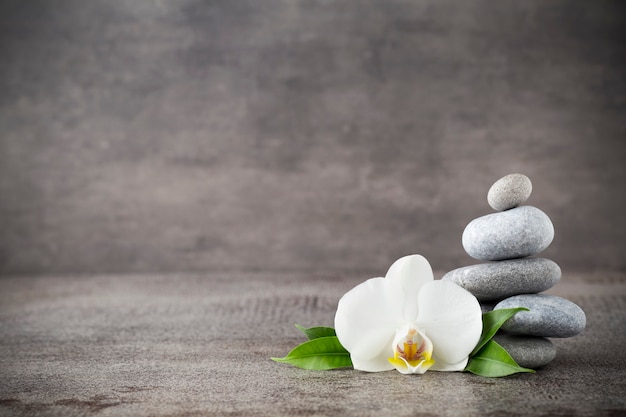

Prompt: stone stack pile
xmin=443 ymin=173 xmax=586 ymax=369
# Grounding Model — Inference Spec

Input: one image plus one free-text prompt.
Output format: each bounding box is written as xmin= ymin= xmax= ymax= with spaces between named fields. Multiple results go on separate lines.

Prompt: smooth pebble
xmin=480 ymin=303 xmax=495 ymax=314
xmin=442 ymin=258 xmax=561 ymax=302
xmin=488 ymin=173 xmax=533 ymax=211
xmin=462 ymin=205 xmax=554 ymax=261
xmin=493 ymin=334 xmax=556 ymax=368
xmin=495 ymin=294 xmax=586 ymax=338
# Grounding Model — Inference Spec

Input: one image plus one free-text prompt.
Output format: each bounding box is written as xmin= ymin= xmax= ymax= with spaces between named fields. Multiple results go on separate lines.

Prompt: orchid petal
xmin=385 ymin=254 xmax=434 ymax=320
xmin=416 ymin=280 xmax=482 ymax=366
xmin=430 ymin=355 xmax=468 ymax=372
xmin=334 ymin=277 xmax=403 ymax=363
xmin=351 ymin=350 xmax=395 ymax=372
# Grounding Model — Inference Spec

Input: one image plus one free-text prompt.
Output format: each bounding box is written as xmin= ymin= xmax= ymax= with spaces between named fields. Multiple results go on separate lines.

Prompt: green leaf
xmin=272 ymin=336 xmax=352 ymax=370
xmin=471 ymin=307 xmax=529 ymax=356
xmin=465 ymin=339 xmax=535 ymax=377
xmin=295 ymin=324 xmax=336 ymax=340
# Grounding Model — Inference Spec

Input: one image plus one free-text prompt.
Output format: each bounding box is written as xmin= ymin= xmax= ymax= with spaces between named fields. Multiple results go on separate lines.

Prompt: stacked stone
xmin=442 ymin=173 xmax=586 ymax=369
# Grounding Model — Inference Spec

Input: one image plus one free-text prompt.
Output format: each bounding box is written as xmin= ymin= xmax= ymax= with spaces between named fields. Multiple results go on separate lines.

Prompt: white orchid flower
xmin=334 ymin=254 xmax=482 ymax=374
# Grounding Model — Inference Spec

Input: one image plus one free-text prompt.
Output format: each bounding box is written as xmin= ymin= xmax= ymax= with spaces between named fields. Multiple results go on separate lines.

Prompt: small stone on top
xmin=488 ymin=173 xmax=532 ymax=211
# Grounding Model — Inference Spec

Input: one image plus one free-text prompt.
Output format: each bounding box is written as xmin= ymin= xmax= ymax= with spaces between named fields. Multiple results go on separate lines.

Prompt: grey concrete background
xmin=1 ymin=0 xmax=625 ymax=276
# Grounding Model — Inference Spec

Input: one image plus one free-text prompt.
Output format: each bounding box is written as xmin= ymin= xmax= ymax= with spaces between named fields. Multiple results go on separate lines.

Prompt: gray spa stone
xmin=442 ymin=258 xmax=561 ymax=302
xmin=493 ymin=334 xmax=556 ymax=368
xmin=480 ymin=303 xmax=495 ymax=314
xmin=494 ymin=294 xmax=586 ymax=338
xmin=462 ymin=205 xmax=554 ymax=261
xmin=488 ymin=173 xmax=533 ymax=211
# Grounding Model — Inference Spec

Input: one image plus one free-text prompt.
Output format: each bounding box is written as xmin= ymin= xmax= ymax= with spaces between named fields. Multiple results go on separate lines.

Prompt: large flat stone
xmin=495 ymin=294 xmax=586 ymax=338
xmin=493 ymin=334 xmax=556 ymax=369
xmin=442 ymin=258 xmax=561 ymax=301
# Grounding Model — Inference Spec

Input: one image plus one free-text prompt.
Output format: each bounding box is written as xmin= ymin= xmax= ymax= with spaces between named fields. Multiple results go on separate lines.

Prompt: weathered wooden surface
xmin=1 ymin=272 xmax=625 ymax=416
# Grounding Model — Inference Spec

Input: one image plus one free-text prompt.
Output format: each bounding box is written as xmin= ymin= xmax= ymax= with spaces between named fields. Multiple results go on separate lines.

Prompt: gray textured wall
xmin=1 ymin=1 xmax=624 ymax=276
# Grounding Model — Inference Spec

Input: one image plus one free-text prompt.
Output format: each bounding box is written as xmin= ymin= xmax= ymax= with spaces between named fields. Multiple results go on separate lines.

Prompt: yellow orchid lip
xmin=388 ymin=327 xmax=435 ymax=374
